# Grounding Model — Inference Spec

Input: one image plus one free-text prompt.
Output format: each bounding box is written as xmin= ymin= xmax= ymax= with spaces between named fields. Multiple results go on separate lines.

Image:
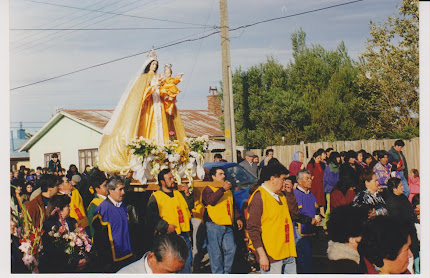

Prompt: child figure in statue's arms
xmin=160 ymin=64 xmax=183 ymax=115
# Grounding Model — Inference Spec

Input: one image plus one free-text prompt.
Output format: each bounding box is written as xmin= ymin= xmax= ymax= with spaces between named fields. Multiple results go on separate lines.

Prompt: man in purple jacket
xmin=293 ymin=169 xmax=321 ymax=274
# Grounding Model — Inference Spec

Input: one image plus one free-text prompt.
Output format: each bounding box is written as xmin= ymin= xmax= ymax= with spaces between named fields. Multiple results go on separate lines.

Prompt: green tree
xmin=229 ymin=28 xmax=368 ymax=148
xmin=357 ymin=0 xmax=419 ymax=138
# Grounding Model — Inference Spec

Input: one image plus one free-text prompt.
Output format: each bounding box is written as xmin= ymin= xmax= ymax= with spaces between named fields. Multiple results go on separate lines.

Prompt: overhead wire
xmin=23 ymin=0 xmax=215 ymax=27
xmin=10 ymin=29 xmax=221 ymax=91
xmin=14 ymin=0 xmax=146 ymax=53
xmin=11 ymin=0 xmax=107 ymax=43
xmin=10 ymin=0 xmax=365 ymax=91
xmin=180 ymin=0 xmax=216 ymax=103
xmin=11 ymin=27 xmax=210 ymax=31
xmin=13 ymin=0 xmax=125 ymax=50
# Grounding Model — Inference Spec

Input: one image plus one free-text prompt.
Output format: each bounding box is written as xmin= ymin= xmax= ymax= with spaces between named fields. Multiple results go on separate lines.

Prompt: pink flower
xmin=85 ymin=244 xmax=91 ymax=253
xmin=75 ymin=238 xmax=83 ymax=247
xmin=169 ymin=131 xmax=175 ymax=136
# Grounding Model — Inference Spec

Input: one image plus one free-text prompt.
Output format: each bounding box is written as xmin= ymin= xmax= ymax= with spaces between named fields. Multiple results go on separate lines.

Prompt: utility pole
xmin=219 ymin=0 xmax=236 ymax=162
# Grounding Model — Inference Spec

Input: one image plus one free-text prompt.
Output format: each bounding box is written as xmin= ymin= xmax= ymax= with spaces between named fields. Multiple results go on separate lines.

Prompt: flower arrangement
xmin=127 ymin=135 xmax=209 ymax=187
xmin=10 ymin=186 xmax=43 ymax=272
xmin=47 ymin=208 xmax=92 ymax=264
xmin=185 ymin=135 xmax=209 ymax=153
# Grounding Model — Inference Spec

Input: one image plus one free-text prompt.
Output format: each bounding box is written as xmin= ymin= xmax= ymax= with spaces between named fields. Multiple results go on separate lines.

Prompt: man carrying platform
xmin=202 ymin=166 xmax=243 ymax=274
xmin=145 ymin=168 xmax=194 ymax=273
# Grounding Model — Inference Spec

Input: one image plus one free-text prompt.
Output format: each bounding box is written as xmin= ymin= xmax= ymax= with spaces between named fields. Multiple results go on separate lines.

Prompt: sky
xmin=9 ymin=0 xmax=404 ymax=135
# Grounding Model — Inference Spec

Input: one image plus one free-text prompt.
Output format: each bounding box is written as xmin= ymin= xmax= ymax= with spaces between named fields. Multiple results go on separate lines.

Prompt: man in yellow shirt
xmin=145 ymin=168 xmax=193 ymax=273
xmin=202 ymin=166 xmax=243 ymax=274
xmin=57 ymin=175 xmax=89 ymax=228
xmin=247 ymin=163 xmax=297 ymax=274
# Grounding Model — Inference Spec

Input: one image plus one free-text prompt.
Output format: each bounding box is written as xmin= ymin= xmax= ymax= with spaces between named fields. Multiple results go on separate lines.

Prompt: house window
xmin=78 ymin=148 xmax=98 ymax=172
xmin=44 ymin=152 xmax=61 ymax=169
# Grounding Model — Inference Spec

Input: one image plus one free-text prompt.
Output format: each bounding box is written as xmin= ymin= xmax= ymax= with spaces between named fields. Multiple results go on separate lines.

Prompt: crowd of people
xmin=10 ymin=139 xmax=420 ymax=274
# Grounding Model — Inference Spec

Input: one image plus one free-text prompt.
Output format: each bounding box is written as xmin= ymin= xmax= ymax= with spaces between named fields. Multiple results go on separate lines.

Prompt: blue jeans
xmin=178 ymin=232 xmax=193 ymax=273
xmin=399 ymin=171 xmax=410 ymax=197
xmin=260 ymin=256 xmax=296 ymax=274
xmin=294 ymin=225 xmax=314 ymax=274
xmin=205 ymin=221 xmax=236 ymax=273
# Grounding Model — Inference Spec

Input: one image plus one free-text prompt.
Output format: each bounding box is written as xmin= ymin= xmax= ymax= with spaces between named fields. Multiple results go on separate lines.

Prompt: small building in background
xmin=10 ymin=123 xmax=30 ymax=171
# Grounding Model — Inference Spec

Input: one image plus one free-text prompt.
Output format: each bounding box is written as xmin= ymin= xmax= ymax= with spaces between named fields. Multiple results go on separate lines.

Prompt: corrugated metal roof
xmin=179 ymin=110 xmax=223 ymax=138
xmin=20 ymin=108 xmax=224 ymax=152
xmin=62 ymin=109 xmax=223 ymax=138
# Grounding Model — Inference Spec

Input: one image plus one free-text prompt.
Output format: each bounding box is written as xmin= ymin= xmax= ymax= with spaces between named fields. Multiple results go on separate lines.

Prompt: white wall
xmin=28 ymin=117 xmax=103 ymax=170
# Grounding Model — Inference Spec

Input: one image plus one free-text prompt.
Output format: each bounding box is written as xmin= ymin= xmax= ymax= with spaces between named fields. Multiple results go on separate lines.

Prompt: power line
xmin=14 ymin=0 xmax=148 ymax=53
xmin=181 ymin=0 xmax=216 ymax=102
xmin=24 ymin=0 xmax=215 ymax=28
xmin=12 ymin=0 xmax=109 ymax=44
xmin=10 ymin=0 xmax=365 ymax=91
xmin=229 ymin=0 xmax=365 ymax=32
xmin=11 ymin=27 xmax=209 ymax=31
xmin=11 ymin=30 xmax=221 ymax=91
xmin=13 ymin=0 xmax=125 ymax=50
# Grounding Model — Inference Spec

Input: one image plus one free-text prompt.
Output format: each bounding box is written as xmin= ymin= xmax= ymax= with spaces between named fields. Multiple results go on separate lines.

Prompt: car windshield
xmin=224 ymin=164 xmax=258 ymax=191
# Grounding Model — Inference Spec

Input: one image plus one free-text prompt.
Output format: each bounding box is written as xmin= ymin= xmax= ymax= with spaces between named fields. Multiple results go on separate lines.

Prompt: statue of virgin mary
xmin=98 ymin=50 xmax=186 ymax=173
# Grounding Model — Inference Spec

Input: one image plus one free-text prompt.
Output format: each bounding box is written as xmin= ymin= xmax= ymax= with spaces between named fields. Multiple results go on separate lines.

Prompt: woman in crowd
xmin=356 ymin=150 xmax=367 ymax=168
xmin=11 ymin=179 xmax=26 ymax=211
xmin=326 ymin=205 xmax=368 ymax=274
xmin=372 ymin=150 xmax=396 ymax=190
xmin=352 ymin=169 xmax=388 ymax=217
xmin=289 ymin=151 xmax=305 ymax=177
xmin=339 ymin=150 xmax=363 ymax=189
xmin=306 ymin=150 xmax=326 ymax=217
xmin=66 ymin=164 xmax=80 ymax=180
xmin=81 ymin=165 xmax=91 ymax=178
xmin=330 ymin=174 xmax=357 ymax=211
xmin=358 ymin=216 xmax=413 ymax=274
xmin=323 ymin=152 xmax=341 ymax=195
xmin=38 ymin=195 xmax=88 ymax=273
xmin=317 ymin=148 xmax=327 ymax=170
xmin=384 ymin=177 xmax=420 ymax=266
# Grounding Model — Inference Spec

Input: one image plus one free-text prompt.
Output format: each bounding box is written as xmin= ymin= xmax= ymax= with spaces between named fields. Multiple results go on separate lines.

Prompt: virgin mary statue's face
xmin=149 ymin=61 xmax=158 ymax=72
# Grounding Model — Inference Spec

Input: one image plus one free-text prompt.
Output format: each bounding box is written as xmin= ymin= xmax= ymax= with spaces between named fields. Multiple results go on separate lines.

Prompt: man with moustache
xmin=145 ymin=168 xmax=194 ymax=273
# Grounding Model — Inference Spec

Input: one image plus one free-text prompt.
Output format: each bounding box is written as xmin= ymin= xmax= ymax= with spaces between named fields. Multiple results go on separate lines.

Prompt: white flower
xmin=151 ymin=149 xmax=157 ymax=155
xmin=22 ymin=254 xmax=35 ymax=266
xmin=69 ymin=241 xmax=75 ymax=247
xmin=18 ymin=241 xmax=31 ymax=254
xmin=130 ymin=149 xmax=135 ymax=154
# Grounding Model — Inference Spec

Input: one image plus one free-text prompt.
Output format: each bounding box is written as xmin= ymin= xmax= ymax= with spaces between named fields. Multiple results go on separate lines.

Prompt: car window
xmin=224 ymin=165 xmax=258 ymax=190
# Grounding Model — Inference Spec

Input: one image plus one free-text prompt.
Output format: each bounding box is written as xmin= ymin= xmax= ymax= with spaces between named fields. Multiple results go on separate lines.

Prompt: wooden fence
xmin=204 ymin=137 xmax=420 ymax=172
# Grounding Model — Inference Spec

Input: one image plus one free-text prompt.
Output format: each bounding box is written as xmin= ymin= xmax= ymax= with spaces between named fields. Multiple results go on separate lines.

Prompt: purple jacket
xmin=323 ymin=163 xmax=340 ymax=194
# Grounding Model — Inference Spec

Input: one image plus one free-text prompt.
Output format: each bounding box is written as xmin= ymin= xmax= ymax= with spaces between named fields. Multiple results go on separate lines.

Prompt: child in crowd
xmin=407 ymin=169 xmax=419 ymax=202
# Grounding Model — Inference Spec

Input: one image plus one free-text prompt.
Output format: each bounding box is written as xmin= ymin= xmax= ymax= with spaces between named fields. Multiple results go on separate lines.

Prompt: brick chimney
xmin=207 ymin=86 xmax=222 ymax=117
